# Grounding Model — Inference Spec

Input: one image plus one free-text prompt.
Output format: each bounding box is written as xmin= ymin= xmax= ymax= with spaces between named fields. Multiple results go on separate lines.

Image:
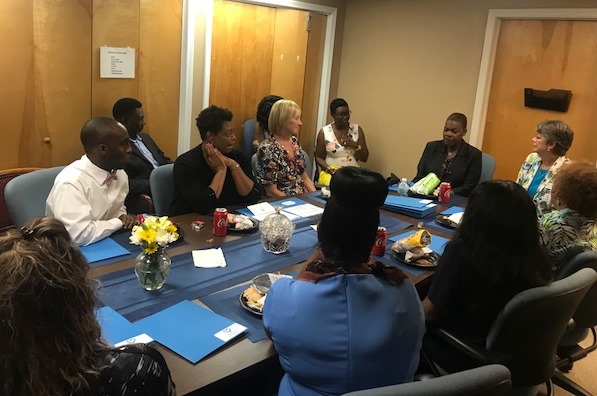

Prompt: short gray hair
xmin=536 ymin=120 xmax=574 ymax=156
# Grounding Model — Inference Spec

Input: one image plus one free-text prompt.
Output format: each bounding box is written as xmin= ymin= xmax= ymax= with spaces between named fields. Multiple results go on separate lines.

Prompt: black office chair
xmin=422 ymin=268 xmax=597 ymax=395
xmin=552 ymin=251 xmax=597 ymax=396
xmin=341 ymin=364 xmax=511 ymax=396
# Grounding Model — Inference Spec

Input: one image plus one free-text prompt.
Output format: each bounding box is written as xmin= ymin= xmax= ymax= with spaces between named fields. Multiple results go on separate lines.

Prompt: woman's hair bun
xmin=329 ymin=167 xmax=388 ymax=209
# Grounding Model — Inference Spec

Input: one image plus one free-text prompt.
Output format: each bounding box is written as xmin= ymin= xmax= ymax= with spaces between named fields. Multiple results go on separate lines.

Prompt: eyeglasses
xmin=334 ymin=111 xmax=351 ymax=118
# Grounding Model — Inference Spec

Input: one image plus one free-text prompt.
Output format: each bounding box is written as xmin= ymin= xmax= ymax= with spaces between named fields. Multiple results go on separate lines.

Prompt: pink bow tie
xmin=103 ymin=170 xmax=118 ymax=187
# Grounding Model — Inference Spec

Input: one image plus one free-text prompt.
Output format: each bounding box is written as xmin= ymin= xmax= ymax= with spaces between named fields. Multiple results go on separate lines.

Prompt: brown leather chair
xmin=0 ymin=167 xmax=41 ymax=232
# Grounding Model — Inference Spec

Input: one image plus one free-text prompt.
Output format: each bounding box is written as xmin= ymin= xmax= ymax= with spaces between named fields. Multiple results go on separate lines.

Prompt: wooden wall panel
xmin=270 ymin=9 xmax=309 ymax=112
xmin=0 ymin=0 xmax=91 ymax=168
xmin=300 ymin=12 xmax=326 ymax=158
xmin=483 ymin=20 xmax=597 ymax=179
xmin=92 ymin=0 xmax=140 ymax=117
xmin=140 ymin=0 xmax=182 ymax=158
xmin=210 ymin=0 xmax=275 ymax=147
xmin=35 ymin=0 xmax=92 ymax=165
xmin=0 ymin=1 xmax=35 ymax=168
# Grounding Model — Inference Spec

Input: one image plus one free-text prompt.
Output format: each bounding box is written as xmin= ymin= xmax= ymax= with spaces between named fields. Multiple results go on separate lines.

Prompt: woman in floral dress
xmin=314 ymin=98 xmax=369 ymax=175
xmin=540 ymin=161 xmax=597 ymax=274
xmin=256 ymin=99 xmax=316 ymax=197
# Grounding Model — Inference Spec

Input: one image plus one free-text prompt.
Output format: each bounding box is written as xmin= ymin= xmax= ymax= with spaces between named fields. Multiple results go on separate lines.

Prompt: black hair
xmin=112 ymin=98 xmax=142 ymax=121
xmin=446 ymin=112 xmax=467 ymax=130
xmin=195 ymin=105 xmax=233 ymax=140
xmin=329 ymin=98 xmax=349 ymax=115
xmin=256 ymin=95 xmax=283 ymax=132
xmin=453 ymin=180 xmax=551 ymax=290
xmin=318 ymin=167 xmax=388 ymax=267
xmin=80 ymin=117 xmax=120 ymax=153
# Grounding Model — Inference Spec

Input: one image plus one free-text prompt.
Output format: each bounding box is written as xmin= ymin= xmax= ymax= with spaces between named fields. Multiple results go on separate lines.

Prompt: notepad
xmin=134 ymin=300 xmax=247 ymax=364
xmin=81 ymin=237 xmax=130 ymax=263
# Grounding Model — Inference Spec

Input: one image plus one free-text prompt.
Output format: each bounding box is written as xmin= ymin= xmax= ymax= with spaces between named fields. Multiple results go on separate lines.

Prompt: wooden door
xmin=0 ymin=0 xmax=91 ymax=168
xmin=483 ymin=20 xmax=597 ymax=180
xmin=210 ymin=0 xmax=309 ymax=148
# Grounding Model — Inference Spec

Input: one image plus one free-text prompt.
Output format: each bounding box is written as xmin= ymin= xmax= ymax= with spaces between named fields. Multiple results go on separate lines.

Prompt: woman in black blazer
xmin=413 ymin=113 xmax=481 ymax=196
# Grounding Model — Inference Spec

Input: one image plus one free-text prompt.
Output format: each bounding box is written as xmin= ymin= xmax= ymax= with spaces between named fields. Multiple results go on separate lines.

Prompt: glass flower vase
xmin=134 ymin=248 xmax=171 ymax=291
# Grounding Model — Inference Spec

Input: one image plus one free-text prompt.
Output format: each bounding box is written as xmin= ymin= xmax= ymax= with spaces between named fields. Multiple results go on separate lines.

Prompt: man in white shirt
xmin=46 ymin=117 xmax=138 ymax=245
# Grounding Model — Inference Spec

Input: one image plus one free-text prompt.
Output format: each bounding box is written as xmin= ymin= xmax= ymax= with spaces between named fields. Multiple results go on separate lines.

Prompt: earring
xmin=548 ymin=148 xmax=551 ymax=152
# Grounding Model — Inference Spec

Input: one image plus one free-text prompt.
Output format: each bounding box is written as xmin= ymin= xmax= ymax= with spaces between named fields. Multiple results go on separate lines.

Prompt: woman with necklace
xmin=516 ymin=119 xmax=574 ymax=217
xmin=314 ymin=98 xmax=369 ymax=174
xmin=255 ymin=99 xmax=316 ymax=197
xmin=413 ymin=112 xmax=482 ymax=196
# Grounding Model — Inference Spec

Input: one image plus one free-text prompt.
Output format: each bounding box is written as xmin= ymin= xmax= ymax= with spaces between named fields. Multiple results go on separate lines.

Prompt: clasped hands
xmin=203 ymin=143 xmax=237 ymax=173
xmin=341 ymin=138 xmax=358 ymax=149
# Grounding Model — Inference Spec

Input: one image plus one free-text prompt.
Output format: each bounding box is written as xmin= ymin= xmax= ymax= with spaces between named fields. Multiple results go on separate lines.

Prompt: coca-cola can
xmin=438 ymin=182 xmax=452 ymax=203
xmin=213 ymin=208 xmax=228 ymax=237
xmin=371 ymin=226 xmax=387 ymax=256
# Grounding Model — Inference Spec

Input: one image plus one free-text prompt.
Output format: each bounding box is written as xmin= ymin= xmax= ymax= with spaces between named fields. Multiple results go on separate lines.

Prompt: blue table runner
xmin=97 ymin=226 xmax=319 ymax=321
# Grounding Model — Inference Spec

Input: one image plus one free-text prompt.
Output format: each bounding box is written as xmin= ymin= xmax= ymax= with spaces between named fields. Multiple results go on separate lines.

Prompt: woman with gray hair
xmin=516 ymin=120 xmax=574 ymax=216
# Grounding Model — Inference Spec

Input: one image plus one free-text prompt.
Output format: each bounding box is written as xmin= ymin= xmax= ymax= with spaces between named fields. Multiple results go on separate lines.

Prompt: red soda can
xmin=438 ymin=182 xmax=452 ymax=203
xmin=372 ymin=226 xmax=387 ymax=256
xmin=213 ymin=208 xmax=228 ymax=237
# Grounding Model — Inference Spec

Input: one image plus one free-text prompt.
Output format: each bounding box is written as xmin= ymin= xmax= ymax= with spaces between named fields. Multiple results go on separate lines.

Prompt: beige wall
xmin=338 ymin=0 xmax=597 ymax=179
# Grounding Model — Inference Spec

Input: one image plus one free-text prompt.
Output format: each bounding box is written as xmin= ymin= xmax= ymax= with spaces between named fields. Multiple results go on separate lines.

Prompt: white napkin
xmin=448 ymin=212 xmax=464 ymax=224
xmin=192 ymin=248 xmax=227 ymax=268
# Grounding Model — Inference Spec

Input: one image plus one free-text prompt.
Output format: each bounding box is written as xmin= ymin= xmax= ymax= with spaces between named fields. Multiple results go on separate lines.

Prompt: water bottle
xmin=397 ymin=178 xmax=409 ymax=196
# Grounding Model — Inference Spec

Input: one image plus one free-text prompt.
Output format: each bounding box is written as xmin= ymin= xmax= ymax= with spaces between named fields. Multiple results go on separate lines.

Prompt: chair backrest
xmin=557 ymin=251 xmax=597 ymax=328
xmin=479 ymin=153 xmax=496 ymax=183
xmin=149 ymin=164 xmax=175 ymax=216
xmin=300 ymin=148 xmax=313 ymax=181
xmin=5 ymin=166 xmax=65 ymax=228
xmin=242 ymin=119 xmax=257 ymax=157
xmin=0 ymin=167 xmax=42 ymax=232
xmin=485 ymin=267 xmax=597 ymax=386
xmin=341 ymin=364 xmax=511 ymax=396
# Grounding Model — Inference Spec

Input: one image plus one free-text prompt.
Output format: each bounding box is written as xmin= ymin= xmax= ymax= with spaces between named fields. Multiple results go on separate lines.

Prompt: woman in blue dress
xmin=263 ymin=167 xmax=425 ymax=396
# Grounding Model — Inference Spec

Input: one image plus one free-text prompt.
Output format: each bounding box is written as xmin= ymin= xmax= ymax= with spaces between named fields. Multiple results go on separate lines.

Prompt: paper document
xmin=283 ymin=203 xmax=324 ymax=217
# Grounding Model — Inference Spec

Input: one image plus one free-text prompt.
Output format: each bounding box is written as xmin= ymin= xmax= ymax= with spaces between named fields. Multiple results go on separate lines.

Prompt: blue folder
xmin=133 ymin=300 xmax=246 ymax=364
xmin=440 ymin=206 xmax=465 ymax=215
xmin=81 ymin=237 xmax=130 ymax=264
xmin=96 ymin=306 xmax=143 ymax=345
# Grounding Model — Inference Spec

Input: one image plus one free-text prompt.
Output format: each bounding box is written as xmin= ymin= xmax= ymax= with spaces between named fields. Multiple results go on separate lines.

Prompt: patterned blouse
xmin=540 ymin=208 xmax=597 ymax=274
xmin=91 ymin=344 xmax=176 ymax=395
xmin=516 ymin=152 xmax=570 ymax=217
xmin=256 ymin=135 xmax=308 ymax=196
xmin=322 ymin=123 xmax=360 ymax=167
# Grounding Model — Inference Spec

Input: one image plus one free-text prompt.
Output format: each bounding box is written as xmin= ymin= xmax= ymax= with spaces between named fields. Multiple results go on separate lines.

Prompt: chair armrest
xmin=429 ymin=327 xmax=497 ymax=364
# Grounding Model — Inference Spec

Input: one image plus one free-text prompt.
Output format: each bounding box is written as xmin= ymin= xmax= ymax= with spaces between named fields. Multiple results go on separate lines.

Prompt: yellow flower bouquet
xmin=130 ymin=216 xmax=179 ymax=291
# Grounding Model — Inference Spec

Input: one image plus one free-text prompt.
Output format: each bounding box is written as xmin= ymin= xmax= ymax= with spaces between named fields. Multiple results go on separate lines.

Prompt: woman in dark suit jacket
xmin=413 ymin=113 xmax=482 ymax=196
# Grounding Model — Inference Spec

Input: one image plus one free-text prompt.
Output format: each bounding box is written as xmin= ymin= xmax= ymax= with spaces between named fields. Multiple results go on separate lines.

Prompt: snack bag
xmin=318 ymin=166 xmax=341 ymax=187
xmin=410 ymin=172 xmax=441 ymax=195
xmin=391 ymin=229 xmax=432 ymax=253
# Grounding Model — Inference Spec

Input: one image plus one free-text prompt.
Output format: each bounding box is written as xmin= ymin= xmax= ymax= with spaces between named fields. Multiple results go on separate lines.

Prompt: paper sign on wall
xmin=100 ymin=46 xmax=135 ymax=79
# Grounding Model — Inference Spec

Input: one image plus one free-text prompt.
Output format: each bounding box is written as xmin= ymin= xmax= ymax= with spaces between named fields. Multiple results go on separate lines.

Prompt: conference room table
xmin=90 ymin=192 xmax=465 ymax=395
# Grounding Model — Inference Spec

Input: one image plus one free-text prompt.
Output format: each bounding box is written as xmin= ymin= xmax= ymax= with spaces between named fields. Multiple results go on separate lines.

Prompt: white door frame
xmin=469 ymin=8 xmax=597 ymax=149
xmin=177 ymin=0 xmax=337 ymax=154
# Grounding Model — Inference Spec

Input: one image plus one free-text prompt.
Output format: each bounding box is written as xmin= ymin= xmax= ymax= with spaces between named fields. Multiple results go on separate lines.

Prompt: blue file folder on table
xmin=382 ymin=196 xmax=437 ymax=218
xmin=133 ymin=300 xmax=247 ymax=364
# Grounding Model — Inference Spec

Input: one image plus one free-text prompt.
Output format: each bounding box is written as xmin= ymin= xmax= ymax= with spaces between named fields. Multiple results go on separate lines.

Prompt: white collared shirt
xmin=46 ymin=155 xmax=128 ymax=245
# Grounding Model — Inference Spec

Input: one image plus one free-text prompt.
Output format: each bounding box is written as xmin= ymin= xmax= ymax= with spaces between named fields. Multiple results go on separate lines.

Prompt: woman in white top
xmin=315 ymin=98 xmax=369 ymax=173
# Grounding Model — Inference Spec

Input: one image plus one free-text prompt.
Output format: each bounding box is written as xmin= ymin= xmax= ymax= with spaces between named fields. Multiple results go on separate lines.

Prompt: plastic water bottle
xmin=397 ymin=178 xmax=409 ymax=196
